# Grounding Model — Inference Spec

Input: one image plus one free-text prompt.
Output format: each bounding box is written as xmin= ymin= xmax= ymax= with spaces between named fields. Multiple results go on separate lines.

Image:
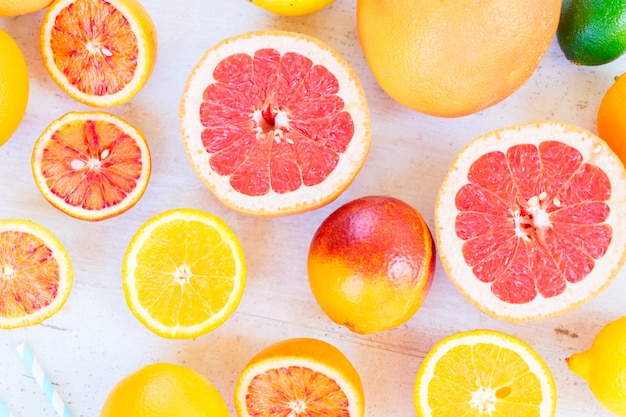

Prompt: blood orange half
xmin=32 ymin=111 xmax=151 ymax=221
xmin=40 ymin=0 xmax=158 ymax=107
xmin=0 ymin=219 xmax=73 ymax=329
xmin=179 ymin=30 xmax=371 ymax=217
xmin=435 ymin=121 xmax=626 ymax=323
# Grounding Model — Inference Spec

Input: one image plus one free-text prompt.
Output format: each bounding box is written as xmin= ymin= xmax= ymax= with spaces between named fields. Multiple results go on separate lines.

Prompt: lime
xmin=557 ymin=0 xmax=626 ymax=66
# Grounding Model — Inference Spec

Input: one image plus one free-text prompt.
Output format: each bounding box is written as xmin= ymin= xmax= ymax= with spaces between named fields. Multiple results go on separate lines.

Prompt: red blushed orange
xmin=307 ymin=195 xmax=436 ymax=334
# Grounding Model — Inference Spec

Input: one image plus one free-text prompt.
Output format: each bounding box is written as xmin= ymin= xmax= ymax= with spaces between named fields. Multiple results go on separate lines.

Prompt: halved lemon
xmin=122 ymin=208 xmax=247 ymax=339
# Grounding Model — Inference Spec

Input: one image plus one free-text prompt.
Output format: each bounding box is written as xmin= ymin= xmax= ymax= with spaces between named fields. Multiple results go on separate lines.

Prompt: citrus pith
xmin=179 ymin=30 xmax=371 ymax=216
xmin=31 ymin=111 xmax=152 ymax=221
xmin=40 ymin=0 xmax=158 ymax=107
xmin=0 ymin=219 xmax=73 ymax=329
xmin=234 ymin=338 xmax=364 ymax=417
xmin=122 ymin=208 xmax=247 ymax=339
xmin=435 ymin=121 xmax=626 ymax=322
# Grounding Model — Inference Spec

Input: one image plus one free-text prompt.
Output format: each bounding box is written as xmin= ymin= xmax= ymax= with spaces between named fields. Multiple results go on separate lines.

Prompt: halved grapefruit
xmin=179 ymin=30 xmax=371 ymax=217
xmin=435 ymin=121 xmax=626 ymax=323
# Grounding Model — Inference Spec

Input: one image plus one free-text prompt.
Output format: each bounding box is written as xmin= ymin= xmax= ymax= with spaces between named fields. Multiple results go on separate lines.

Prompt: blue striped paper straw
xmin=0 ymin=398 xmax=15 ymax=417
xmin=15 ymin=343 xmax=73 ymax=417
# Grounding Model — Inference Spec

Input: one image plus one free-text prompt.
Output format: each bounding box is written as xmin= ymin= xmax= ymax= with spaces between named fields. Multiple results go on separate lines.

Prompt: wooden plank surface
xmin=1 ymin=1 xmax=625 ymax=416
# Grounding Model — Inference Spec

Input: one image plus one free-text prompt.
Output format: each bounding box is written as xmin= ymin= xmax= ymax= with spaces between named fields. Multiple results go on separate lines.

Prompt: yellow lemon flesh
xmin=567 ymin=316 xmax=626 ymax=416
xmin=250 ymin=0 xmax=335 ymax=16
xmin=0 ymin=28 xmax=29 ymax=146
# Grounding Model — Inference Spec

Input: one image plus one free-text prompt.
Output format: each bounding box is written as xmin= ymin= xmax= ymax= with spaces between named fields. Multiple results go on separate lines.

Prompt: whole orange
xmin=597 ymin=73 xmax=626 ymax=167
xmin=307 ymin=196 xmax=436 ymax=334
xmin=356 ymin=0 xmax=562 ymax=117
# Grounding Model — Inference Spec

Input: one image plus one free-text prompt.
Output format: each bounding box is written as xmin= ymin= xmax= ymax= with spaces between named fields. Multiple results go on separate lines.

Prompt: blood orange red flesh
xmin=179 ymin=30 xmax=371 ymax=217
xmin=435 ymin=121 xmax=626 ymax=322
xmin=0 ymin=219 xmax=73 ymax=329
xmin=31 ymin=111 xmax=151 ymax=221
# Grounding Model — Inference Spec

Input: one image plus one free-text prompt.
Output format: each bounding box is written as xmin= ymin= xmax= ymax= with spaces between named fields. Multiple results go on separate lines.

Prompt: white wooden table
xmin=1 ymin=1 xmax=625 ymax=416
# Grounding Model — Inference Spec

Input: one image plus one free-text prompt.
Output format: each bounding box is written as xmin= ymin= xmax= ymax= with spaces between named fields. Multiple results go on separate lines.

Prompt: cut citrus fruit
xmin=414 ymin=329 xmax=557 ymax=417
xmin=435 ymin=120 xmax=626 ymax=322
xmin=100 ymin=362 xmax=230 ymax=417
xmin=0 ymin=219 xmax=73 ymax=329
xmin=234 ymin=337 xmax=364 ymax=417
xmin=122 ymin=208 xmax=247 ymax=339
xmin=31 ymin=111 xmax=151 ymax=221
xmin=179 ymin=30 xmax=371 ymax=217
xmin=40 ymin=0 xmax=158 ymax=107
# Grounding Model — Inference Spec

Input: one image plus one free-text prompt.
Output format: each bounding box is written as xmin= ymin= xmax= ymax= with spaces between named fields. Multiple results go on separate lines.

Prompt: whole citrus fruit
xmin=0 ymin=0 xmax=52 ymax=16
xmin=179 ymin=30 xmax=371 ymax=217
xmin=567 ymin=316 xmax=626 ymax=416
xmin=0 ymin=28 xmax=29 ymax=146
xmin=435 ymin=121 xmax=626 ymax=323
xmin=597 ymin=72 xmax=626 ymax=165
xmin=307 ymin=195 xmax=435 ymax=334
xmin=250 ymin=0 xmax=335 ymax=16
xmin=557 ymin=0 xmax=626 ymax=66
xmin=100 ymin=362 xmax=229 ymax=417
xmin=234 ymin=338 xmax=364 ymax=417
xmin=356 ymin=0 xmax=561 ymax=117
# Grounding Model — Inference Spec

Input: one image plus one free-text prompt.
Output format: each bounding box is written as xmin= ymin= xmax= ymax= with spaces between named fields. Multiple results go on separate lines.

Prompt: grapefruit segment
xmin=180 ymin=30 xmax=371 ymax=217
xmin=435 ymin=121 xmax=626 ymax=322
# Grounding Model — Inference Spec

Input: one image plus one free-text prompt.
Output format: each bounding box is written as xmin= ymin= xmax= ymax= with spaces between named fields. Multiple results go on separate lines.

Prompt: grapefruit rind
xmin=31 ymin=111 xmax=152 ymax=221
xmin=40 ymin=0 xmax=157 ymax=107
xmin=179 ymin=30 xmax=371 ymax=217
xmin=435 ymin=121 xmax=626 ymax=323
xmin=0 ymin=219 xmax=73 ymax=329
xmin=234 ymin=338 xmax=364 ymax=417
xmin=121 ymin=208 xmax=247 ymax=339
xmin=414 ymin=330 xmax=557 ymax=417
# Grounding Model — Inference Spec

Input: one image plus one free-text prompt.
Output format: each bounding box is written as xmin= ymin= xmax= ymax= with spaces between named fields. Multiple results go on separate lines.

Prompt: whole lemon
xmin=567 ymin=316 xmax=626 ymax=416
xmin=100 ymin=362 xmax=230 ymax=417
xmin=356 ymin=0 xmax=561 ymax=117
xmin=557 ymin=0 xmax=626 ymax=66
xmin=0 ymin=0 xmax=52 ymax=16
xmin=250 ymin=0 xmax=335 ymax=16
xmin=0 ymin=28 xmax=29 ymax=146
xmin=307 ymin=196 xmax=436 ymax=334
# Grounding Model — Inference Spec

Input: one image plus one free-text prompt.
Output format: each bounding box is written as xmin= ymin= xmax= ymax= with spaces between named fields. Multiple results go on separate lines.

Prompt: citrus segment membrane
xmin=414 ymin=330 xmax=556 ymax=417
xmin=122 ymin=208 xmax=247 ymax=339
xmin=0 ymin=219 xmax=73 ymax=329
xmin=180 ymin=30 xmax=371 ymax=216
xmin=435 ymin=121 xmax=626 ymax=322
xmin=40 ymin=0 xmax=157 ymax=107
xmin=32 ymin=111 xmax=151 ymax=221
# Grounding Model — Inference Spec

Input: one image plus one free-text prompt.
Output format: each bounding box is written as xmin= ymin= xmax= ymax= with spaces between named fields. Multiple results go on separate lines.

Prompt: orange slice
xmin=435 ymin=120 xmax=626 ymax=322
xmin=40 ymin=0 xmax=158 ymax=107
xmin=122 ymin=208 xmax=247 ymax=339
xmin=414 ymin=329 xmax=557 ymax=417
xmin=179 ymin=30 xmax=371 ymax=217
xmin=31 ymin=111 xmax=151 ymax=221
xmin=234 ymin=337 xmax=364 ymax=417
xmin=0 ymin=219 xmax=73 ymax=329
